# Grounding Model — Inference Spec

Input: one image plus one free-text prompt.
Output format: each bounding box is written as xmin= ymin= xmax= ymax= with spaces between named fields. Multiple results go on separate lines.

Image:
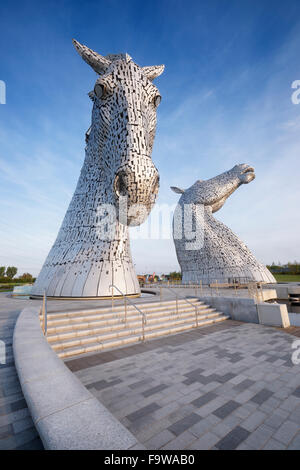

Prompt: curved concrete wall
xmin=13 ymin=307 xmax=140 ymax=450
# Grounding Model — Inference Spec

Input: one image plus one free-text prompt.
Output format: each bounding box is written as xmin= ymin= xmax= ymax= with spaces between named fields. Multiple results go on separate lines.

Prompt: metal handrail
xmin=154 ymin=283 xmax=200 ymax=327
xmin=40 ymin=290 xmax=47 ymax=336
xmin=109 ymin=284 xmax=147 ymax=341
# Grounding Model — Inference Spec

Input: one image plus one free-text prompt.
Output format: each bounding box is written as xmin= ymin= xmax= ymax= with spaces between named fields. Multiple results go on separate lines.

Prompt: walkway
xmin=0 ymin=293 xmax=43 ymax=449
xmin=67 ymin=322 xmax=300 ymax=450
xmin=1 ymin=291 xmax=300 ymax=450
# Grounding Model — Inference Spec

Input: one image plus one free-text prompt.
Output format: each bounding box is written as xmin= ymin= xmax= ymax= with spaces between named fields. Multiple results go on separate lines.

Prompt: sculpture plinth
xmin=31 ymin=40 xmax=164 ymax=298
xmin=171 ymin=164 xmax=276 ymax=285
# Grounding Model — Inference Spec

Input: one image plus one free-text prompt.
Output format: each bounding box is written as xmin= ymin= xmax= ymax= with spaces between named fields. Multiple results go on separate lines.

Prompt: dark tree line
xmin=0 ymin=266 xmax=35 ymax=283
xmin=267 ymin=262 xmax=300 ymax=275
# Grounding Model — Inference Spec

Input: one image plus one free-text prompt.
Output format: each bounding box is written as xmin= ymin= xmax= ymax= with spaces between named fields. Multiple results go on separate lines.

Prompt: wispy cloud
xmin=1 ymin=0 xmax=300 ymax=275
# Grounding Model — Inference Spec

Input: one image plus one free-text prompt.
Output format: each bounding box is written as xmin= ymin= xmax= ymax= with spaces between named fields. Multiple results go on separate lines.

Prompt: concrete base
xmin=261 ymin=288 xmax=277 ymax=301
xmin=268 ymin=283 xmax=300 ymax=300
xmin=199 ymin=296 xmax=259 ymax=324
xmin=257 ymin=303 xmax=290 ymax=328
xmin=199 ymin=295 xmax=291 ymax=328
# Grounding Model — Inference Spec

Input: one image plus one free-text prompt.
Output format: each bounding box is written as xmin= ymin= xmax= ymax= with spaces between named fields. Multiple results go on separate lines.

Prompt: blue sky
xmin=0 ymin=0 xmax=300 ymax=276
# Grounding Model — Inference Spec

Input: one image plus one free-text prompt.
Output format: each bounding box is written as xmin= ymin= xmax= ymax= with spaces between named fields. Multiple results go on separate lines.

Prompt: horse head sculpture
xmin=31 ymin=40 xmax=164 ymax=298
xmin=171 ymin=164 xmax=276 ymax=284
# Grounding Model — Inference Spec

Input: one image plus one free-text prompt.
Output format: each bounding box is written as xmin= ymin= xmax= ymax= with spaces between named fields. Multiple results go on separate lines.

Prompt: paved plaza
xmin=0 ymin=294 xmax=43 ymax=450
xmin=67 ymin=321 xmax=300 ymax=450
xmin=1 ymin=292 xmax=300 ymax=450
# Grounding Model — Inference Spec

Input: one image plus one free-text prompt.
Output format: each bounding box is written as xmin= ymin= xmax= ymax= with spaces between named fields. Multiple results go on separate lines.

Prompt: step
xmin=51 ymin=312 xmax=228 ymax=351
xmin=57 ymin=315 xmax=229 ymax=359
xmin=47 ymin=310 xmax=223 ymax=344
xmin=43 ymin=305 xmax=217 ymax=333
xmin=42 ymin=298 xmax=201 ymax=321
xmin=50 ymin=314 xmax=203 ymax=350
xmin=42 ymin=304 xmax=210 ymax=329
xmin=46 ymin=308 xmax=219 ymax=337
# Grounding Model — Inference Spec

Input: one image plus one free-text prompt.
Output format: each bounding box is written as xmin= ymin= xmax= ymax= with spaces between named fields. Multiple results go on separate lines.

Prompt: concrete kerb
xmin=256 ymin=303 xmax=290 ymax=328
xmin=13 ymin=306 xmax=141 ymax=450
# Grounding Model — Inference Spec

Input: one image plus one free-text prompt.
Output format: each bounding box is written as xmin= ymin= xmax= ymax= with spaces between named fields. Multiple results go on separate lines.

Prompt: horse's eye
xmin=94 ymin=83 xmax=105 ymax=99
xmin=154 ymin=95 xmax=161 ymax=107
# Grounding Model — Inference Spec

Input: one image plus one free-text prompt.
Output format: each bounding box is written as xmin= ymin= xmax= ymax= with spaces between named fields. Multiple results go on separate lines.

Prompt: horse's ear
xmin=142 ymin=65 xmax=165 ymax=80
xmin=72 ymin=39 xmax=111 ymax=75
xmin=170 ymin=186 xmax=185 ymax=194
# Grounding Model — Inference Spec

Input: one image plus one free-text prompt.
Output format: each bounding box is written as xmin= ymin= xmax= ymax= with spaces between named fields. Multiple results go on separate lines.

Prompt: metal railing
xmin=145 ymin=280 xmax=267 ymax=302
xmin=109 ymin=284 xmax=147 ymax=341
xmin=154 ymin=284 xmax=201 ymax=327
xmin=40 ymin=290 xmax=47 ymax=336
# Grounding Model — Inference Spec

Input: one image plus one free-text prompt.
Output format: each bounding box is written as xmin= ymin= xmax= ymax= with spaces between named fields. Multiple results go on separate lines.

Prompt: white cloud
xmin=1 ymin=20 xmax=300 ymax=277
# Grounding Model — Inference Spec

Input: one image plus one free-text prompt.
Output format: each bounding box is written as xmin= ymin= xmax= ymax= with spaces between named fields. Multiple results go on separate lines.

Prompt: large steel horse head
xmin=31 ymin=40 xmax=164 ymax=298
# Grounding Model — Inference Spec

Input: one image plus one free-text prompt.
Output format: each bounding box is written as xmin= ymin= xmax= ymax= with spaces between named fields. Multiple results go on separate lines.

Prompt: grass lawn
xmin=273 ymin=274 xmax=300 ymax=282
xmin=0 ymin=282 xmax=27 ymax=292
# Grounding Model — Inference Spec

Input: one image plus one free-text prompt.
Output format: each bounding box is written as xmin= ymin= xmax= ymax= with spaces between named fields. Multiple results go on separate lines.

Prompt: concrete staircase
xmin=41 ymin=298 xmax=229 ymax=359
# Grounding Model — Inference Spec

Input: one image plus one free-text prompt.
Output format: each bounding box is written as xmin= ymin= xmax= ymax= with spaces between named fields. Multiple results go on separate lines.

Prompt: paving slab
xmin=2 ymin=291 xmax=300 ymax=450
xmin=68 ymin=320 xmax=300 ymax=450
xmin=0 ymin=293 xmax=44 ymax=450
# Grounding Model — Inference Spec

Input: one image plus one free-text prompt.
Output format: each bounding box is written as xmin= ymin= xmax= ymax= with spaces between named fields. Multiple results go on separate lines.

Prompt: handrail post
xmin=109 ymin=283 xmax=146 ymax=342
xmin=143 ymin=317 xmax=145 ymax=341
xmin=160 ymin=285 xmax=162 ymax=303
xmin=195 ymin=305 xmax=198 ymax=327
xmin=42 ymin=290 xmax=47 ymax=336
xmin=124 ymin=296 xmax=127 ymax=324
xmin=176 ymin=295 xmax=178 ymax=315
xmin=259 ymin=282 xmax=264 ymax=302
xmin=111 ymin=286 xmax=114 ymax=311
xmin=41 ymin=294 xmax=45 ymax=334
xmin=44 ymin=292 xmax=47 ymax=336
xmin=111 ymin=267 xmax=114 ymax=311
xmin=255 ymin=282 xmax=259 ymax=302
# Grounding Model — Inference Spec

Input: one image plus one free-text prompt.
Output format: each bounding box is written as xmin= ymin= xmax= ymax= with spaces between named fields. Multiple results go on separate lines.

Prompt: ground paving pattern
xmin=0 ymin=294 xmax=43 ymax=450
xmin=1 ymin=291 xmax=300 ymax=450
xmin=67 ymin=322 xmax=300 ymax=450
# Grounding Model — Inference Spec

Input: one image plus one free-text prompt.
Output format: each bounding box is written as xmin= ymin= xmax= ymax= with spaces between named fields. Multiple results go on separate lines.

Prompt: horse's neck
xmin=58 ymin=144 xmax=130 ymax=259
xmin=203 ymin=208 xmax=248 ymax=251
xmin=204 ymin=207 xmax=232 ymax=235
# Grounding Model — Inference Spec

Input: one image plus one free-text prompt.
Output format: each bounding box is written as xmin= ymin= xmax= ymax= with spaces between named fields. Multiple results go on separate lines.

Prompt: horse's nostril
xmin=114 ymin=171 xmax=127 ymax=197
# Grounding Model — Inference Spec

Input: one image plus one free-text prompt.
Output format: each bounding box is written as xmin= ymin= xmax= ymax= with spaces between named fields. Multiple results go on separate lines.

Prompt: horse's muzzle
xmin=113 ymin=167 xmax=159 ymax=226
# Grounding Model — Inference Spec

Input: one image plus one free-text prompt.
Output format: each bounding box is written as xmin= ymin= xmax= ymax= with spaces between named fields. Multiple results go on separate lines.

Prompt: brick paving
xmin=0 ymin=293 xmax=43 ymax=450
xmin=67 ymin=322 xmax=300 ymax=450
xmin=281 ymin=326 xmax=300 ymax=338
xmin=1 ymin=290 xmax=300 ymax=451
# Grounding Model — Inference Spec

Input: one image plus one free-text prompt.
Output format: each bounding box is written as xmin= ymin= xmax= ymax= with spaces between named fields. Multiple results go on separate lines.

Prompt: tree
xmin=6 ymin=266 xmax=17 ymax=279
xmin=0 ymin=267 xmax=5 ymax=277
xmin=19 ymin=273 xmax=33 ymax=282
xmin=168 ymin=271 xmax=182 ymax=280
